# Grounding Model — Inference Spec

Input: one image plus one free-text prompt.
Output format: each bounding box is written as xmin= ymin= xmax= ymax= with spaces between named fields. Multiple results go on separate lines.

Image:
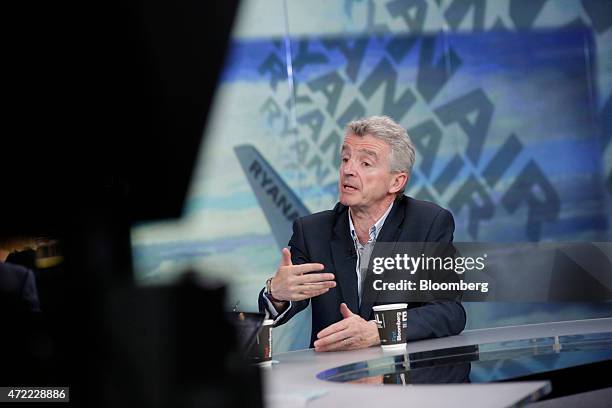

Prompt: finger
xmin=340 ymin=302 xmax=354 ymax=318
xmin=316 ymin=341 xmax=345 ymax=352
xmin=315 ymin=335 xmax=354 ymax=352
xmin=296 ymin=272 xmax=335 ymax=284
xmin=289 ymin=263 xmax=325 ymax=275
xmin=298 ymin=288 xmax=329 ymax=298
xmin=292 ymin=288 xmax=328 ymax=300
xmin=317 ymin=320 xmax=349 ymax=339
xmin=314 ymin=336 xmax=349 ymax=352
xmin=280 ymin=248 xmax=293 ymax=267
xmin=315 ymin=340 xmax=347 ymax=352
xmin=296 ymin=282 xmax=336 ymax=292
xmin=314 ymin=328 xmax=351 ymax=348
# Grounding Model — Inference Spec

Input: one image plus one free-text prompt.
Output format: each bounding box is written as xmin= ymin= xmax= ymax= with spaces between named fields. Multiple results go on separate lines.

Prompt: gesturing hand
xmin=270 ymin=248 xmax=336 ymax=302
xmin=313 ymin=303 xmax=380 ymax=352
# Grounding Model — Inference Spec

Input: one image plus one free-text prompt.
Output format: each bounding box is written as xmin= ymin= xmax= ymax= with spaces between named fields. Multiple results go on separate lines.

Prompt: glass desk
xmin=317 ymin=331 xmax=612 ymax=391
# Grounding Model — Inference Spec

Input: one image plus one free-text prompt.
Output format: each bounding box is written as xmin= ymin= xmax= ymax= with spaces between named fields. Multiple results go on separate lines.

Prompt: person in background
xmin=0 ymin=236 xmax=41 ymax=312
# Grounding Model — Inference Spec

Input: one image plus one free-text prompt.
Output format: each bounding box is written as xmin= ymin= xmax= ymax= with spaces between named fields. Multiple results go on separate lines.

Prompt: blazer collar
xmin=330 ymin=204 xmax=360 ymax=313
xmin=329 ymin=196 xmax=407 ymax=317
xmin=359 ymin=196 xmax=407 ymax=319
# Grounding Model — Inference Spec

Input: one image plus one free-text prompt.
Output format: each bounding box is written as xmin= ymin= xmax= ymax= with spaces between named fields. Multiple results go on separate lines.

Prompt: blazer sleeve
xmin=406 ymin=209 xmax=467 ymax=340
xmin=257 ymin=218 xmax=311 ymax=326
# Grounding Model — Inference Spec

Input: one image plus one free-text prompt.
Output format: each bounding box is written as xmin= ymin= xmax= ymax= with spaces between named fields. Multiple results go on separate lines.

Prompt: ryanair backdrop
xmin=131 ymin=0 xmax=612 ymax=351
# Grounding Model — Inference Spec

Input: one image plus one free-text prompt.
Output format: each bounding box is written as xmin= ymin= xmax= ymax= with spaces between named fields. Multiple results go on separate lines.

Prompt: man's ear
xmin=389 ymin=172 xmax=408 ymax=194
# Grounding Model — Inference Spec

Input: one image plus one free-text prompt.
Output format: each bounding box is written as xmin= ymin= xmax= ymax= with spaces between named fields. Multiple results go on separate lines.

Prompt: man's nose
xmin=342 ymin=159 xmax=356 ymax=176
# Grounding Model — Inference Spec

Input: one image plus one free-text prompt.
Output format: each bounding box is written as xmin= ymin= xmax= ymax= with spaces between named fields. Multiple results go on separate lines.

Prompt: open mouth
xmin=342 ymin=184 xmax=358 ymax=192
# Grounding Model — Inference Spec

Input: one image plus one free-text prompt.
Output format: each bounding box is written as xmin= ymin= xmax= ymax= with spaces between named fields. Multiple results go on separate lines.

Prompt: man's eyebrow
xmin=359 ymin=149 xmax=378 ymax=158
xmin=340 ymin=146 xmax=378 ymax=159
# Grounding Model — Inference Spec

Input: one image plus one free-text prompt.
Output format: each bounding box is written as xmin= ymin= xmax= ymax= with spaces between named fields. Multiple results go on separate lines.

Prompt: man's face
xmin=339 ymin=133 xmax=404 ymax=210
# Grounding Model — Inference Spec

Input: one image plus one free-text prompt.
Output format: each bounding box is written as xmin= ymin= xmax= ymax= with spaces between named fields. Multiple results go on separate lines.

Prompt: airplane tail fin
xmin=234 ymin=144 xmax=310 ymax=249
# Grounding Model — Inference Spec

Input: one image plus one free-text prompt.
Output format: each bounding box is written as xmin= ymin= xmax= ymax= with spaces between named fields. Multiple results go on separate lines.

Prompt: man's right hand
xmin=270 ymin=248 xmax=336 ymax=302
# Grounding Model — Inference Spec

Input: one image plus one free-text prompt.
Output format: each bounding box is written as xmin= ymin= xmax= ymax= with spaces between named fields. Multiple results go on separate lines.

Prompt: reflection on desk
xmin=317 ymin=331 xmax=612 ymax=391
xmin=349 ymin=362 xmax=471 ymax=385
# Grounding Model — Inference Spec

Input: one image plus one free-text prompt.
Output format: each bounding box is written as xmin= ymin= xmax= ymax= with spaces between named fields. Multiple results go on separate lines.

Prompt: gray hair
xmin=345 ymin=115 xmax=416 ymax=194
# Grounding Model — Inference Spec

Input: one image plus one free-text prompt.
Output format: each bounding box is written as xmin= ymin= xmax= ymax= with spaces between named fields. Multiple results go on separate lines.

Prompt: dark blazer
xmin=259 ymin=195 xmax=466 ymax=347
xmin=0 ymin=262 xmax=41 ymax=313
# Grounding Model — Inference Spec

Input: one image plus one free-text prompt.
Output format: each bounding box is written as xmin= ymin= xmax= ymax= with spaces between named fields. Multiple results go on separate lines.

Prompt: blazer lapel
xmin=359 ymin=196 xmax=406 ymax=319
xmin=330 ymin=207 xmax=360 ymax=313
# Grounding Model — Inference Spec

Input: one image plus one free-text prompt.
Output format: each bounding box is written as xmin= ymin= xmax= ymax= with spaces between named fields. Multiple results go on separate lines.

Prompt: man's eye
xmin=362 ymin=162 xmax=371 ymax=167
xmin=342 ymin=157 xmax=349 ymax=162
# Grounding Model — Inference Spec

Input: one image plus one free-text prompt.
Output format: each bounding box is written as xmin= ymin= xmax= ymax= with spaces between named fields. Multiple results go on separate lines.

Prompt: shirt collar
xmin=349 ymin=200 xmax=394 ymax=246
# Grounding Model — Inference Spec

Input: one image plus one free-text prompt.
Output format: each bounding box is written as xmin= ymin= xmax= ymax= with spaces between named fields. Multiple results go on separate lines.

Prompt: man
xmin=258 ymin=116 xmax=466 ymax=351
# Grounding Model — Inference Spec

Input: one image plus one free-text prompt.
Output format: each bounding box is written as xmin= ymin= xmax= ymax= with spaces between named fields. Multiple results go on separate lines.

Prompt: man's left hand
xmin=314 ymin=303 xmax=380 ymax=352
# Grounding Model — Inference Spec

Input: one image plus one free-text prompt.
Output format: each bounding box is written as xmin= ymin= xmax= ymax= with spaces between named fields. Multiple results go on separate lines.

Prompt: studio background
xmin=130 ymin=0 xmax=612 ymax=352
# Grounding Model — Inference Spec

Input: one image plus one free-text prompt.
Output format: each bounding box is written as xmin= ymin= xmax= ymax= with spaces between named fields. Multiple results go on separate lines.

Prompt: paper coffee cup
xmin=253 ymin=319 xmax=274 ymax=366
xmin=373 ymin=304 xmax=408 ymax=350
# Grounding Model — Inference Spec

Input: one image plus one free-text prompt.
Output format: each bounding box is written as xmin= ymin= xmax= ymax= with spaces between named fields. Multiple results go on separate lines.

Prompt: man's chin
xmin=339 ymin=195 xmax=357 ymax=207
